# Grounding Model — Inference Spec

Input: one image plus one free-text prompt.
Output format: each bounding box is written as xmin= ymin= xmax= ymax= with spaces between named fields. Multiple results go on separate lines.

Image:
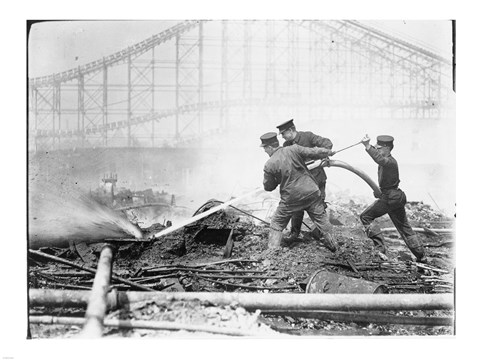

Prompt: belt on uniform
xmin=381 ymin=186 xmax=398 ymax=192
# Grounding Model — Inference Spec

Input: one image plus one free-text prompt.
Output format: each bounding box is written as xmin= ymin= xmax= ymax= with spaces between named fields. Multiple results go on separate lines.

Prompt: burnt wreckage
xmin=28 ymin=159 xmax=455 ymax=337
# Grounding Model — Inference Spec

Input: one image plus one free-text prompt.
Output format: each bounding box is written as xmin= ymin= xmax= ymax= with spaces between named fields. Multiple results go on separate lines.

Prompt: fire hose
xmin=167 ymin=159 xmax=381 ymax=233
xmin=311 ymin=158 xmax=381 ymax=198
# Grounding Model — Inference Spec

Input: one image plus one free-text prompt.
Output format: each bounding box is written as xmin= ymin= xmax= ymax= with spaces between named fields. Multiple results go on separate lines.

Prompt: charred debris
xmin=28 ymin=181 xmax=455 ymax=337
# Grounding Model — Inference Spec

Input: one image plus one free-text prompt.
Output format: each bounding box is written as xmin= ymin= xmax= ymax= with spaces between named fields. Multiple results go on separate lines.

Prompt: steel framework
xmin=28 ymin=20 xmax=453 ymax=151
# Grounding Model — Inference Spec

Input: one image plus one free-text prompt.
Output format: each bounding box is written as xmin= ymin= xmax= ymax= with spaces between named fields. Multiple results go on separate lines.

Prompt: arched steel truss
xmin=28 ymin=20 xmax=453 ymax=151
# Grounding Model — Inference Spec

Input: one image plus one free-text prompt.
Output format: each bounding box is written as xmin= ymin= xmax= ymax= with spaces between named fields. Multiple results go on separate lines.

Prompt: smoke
xmin=27 ymin=93 xmax=455 ymax=250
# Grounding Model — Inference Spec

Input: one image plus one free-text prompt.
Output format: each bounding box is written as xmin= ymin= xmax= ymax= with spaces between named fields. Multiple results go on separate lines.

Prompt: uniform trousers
xmin=290 ymin=181 xmax=326 ymax=235
xmin=270 ymin=191 xmax=332 ymax=236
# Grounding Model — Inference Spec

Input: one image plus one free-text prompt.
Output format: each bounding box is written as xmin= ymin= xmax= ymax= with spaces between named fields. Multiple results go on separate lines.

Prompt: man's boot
xmin=267 ymin=229 xmax=283 ymax=249
xmin=283 ymin=230 xmax=300 ymax=246
xmin=310 ymin=226 xmax=322 ymax=240
xmin=404 ymin=235 xmax=425 ymax=261
xmin=307 ymin=226 xmax=337 ymax=252
xmin=365 ymin=224 xmax=387 ymax=254
xmin=288 ymin=212 xmax=303 ymax=239
xmin=371 ymin=235 xmax=387 ymax=255
xmin=320 ymin=232 xmax=337 ymax=252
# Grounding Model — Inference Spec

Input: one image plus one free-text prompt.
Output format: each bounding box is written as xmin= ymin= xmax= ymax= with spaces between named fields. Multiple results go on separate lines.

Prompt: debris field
xmin=28 ymin=191 xmax=455 ymax=338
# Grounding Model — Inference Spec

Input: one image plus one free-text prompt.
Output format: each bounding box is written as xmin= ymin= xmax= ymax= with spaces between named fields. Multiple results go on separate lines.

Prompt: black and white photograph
xmin=3 ymin=1 xmax=478 ymax=358
xmin=26 ymin=17 xmax=456 ymax=337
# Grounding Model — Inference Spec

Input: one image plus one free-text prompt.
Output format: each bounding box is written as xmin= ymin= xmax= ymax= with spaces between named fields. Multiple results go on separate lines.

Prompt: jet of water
xmin=29 ymin=181 xmax=143 ymax=249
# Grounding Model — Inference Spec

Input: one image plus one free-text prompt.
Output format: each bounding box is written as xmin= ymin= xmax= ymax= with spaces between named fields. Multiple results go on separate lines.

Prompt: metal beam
xmin=77 ymin=70 xmax=85 ymax=147
xmin=28 ymin=20 xmax=453 ymax=151
xmin=221 ymin=20 xmax=229 ymax=130
xmin=198 ymin=21 xmax=204 ymax=133
xmin=103 ymin=59 xmax=108 ymax=146
xmin=151 ymin=47 xmax=155 ymax=147
xmin=127 ymin=52 xmax=132 ymax=147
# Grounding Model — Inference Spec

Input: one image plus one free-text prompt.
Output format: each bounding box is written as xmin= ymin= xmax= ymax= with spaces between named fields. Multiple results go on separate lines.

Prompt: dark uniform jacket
xmin=366 ymin=147 xmax=405 ymax=206
xmin=263 ymin=144 xmax=331 ymax=208
xmin=283 ymin=131 xmax=333 ymax=185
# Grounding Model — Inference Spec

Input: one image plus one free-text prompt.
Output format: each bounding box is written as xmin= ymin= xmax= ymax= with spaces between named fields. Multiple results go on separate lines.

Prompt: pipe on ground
xmin=262 ymin=310 xmax=453 ymax=327
xmin=78 ymin=245 xmax=114 ymax=338
xmin=29 ymin=290 xmax=454 ymax=311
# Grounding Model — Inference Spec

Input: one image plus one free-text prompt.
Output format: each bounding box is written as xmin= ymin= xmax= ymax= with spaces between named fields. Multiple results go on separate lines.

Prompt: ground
xmin=28 ymin=193 xmax=455 ymax=338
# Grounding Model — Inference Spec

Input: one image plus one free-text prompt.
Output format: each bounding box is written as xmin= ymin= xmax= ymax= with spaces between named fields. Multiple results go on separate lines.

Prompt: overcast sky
xmin=28 ymin=20 xmax=453 ymax=78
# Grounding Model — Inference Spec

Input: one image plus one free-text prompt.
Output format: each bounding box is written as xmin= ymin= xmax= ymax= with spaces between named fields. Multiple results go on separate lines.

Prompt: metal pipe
xmin=30 ymin=289 xmax=92 ymax=308
xmin=78 ymin=245 xmax=114 ymax=338
xmin=29 ymin=290 xmax=454 ymax=311
xmin=262 ymin=310 xmax=453 ymax=327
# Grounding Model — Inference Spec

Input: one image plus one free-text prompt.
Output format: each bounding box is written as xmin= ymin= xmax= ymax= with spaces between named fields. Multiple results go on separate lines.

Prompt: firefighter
xmin=260 ymin=132 xmax=337 ymax=252
xmin=277 ymin=119 xmax=333 ymax=242
xmin=359 ymin=134 xmax=425 ymax=261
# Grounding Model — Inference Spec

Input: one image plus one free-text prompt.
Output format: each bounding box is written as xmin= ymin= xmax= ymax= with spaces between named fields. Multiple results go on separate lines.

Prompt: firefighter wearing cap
xmin=276 ymin=119 xmax=333 ymax=241
xmin=259 ymin=132 xmax=337 ymax=251
xmin=359 ymin=134 xmax=425 ymax=261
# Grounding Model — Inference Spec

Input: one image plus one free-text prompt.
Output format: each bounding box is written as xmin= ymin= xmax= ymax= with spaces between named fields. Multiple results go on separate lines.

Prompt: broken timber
xmin=143 ymin=268 xmax=266 ymax=275
xmin=142 ymin=258 xmax=258 ymax=271
xmin=29 ymin=249 xmax=155 ymax=292
xmin=223 ymin=229 xmax=234 ymax=258
xmin=195 ymin=275 xmax=297 ymax=291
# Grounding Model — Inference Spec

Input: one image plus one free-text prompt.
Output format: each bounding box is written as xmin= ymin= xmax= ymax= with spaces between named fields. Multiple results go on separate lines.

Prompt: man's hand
xmin=328 ymin=150 xmax=336 ymax=156
xmin=361 ymin=134 xmax=371 ymax=149
xmin=314 ymin=147 xmax=332 ymax=157
xmin=361 ymin=134 xmax=370 ymax=145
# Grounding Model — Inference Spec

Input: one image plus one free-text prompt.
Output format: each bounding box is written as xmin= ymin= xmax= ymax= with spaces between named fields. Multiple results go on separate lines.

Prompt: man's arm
xmin=366 ymin=147 xmax=394 ymax=166
xmin=361 ymin=135 xmax=393 ymax=166
xmin=294 ymin=144 xmax=333 ymax=160
xmin=283 ymin=139 xmax=294 ymax=147
xmin=263 ymin=168 xmax=278 ymax=192
xmin=307 ymin=131 xmax=333 ymax=150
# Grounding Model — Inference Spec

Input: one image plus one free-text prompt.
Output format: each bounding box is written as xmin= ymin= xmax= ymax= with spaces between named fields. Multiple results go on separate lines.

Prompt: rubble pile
xmin=28 ymin=197 xmax=455 ymax=338
xmin=405 ymin=201 xmax=453 ymax=226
